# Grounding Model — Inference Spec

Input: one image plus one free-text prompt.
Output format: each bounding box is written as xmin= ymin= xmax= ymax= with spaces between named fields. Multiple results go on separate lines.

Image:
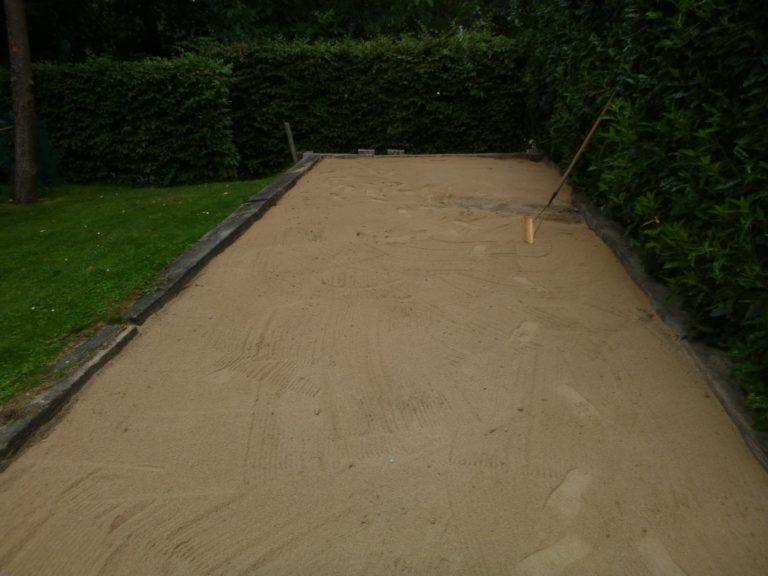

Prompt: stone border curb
xmin=248 ymin=156 xmax=320 ymax=206
xmin=129 ymin=156 xmax=320 ymax=324
xmin=302 ymin=151 xmax=544 ymax=161
xmin=0 ymin=156 xmax=322 ymax=467
xmin=0 ymin=324 xmax=137 ymax=465
xmin=127 ymin=199 xmax=269 ymax=324
xmin=573 ymin=191 xmax=768 ymax=471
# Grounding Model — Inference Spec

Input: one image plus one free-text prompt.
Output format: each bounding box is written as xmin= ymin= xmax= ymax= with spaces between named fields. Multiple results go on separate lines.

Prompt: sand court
xmin=1 ymin=157 xmax=767 ymax=575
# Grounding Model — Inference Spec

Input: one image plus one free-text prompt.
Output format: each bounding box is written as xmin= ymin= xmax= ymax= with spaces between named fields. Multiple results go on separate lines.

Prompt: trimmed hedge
xmin=516 ymin=0 xmax=768 ymax=426
xmin=10 ymin=36 xmax=527 ymax=183
xmin=32 ymin=56 xmax=239 ymax=184
xmin=223 ymin=35 xmax=528 ymax=176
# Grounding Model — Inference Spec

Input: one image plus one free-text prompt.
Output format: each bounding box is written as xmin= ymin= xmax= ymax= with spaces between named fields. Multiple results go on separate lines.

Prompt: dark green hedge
xmin=13 ymin=36 xmax=527 ymax=182
xmin=516 ymin=0 xmax=768 ymax=425
xmin=32 ymin=56 xmax=239 ymax=184
xmin=222 ymin=35 xmax=527 ymax=176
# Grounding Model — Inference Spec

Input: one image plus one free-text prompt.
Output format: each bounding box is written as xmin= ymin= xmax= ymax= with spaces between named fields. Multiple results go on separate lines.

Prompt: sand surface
xmin=1 ymin=157 xmax=767 ymax=575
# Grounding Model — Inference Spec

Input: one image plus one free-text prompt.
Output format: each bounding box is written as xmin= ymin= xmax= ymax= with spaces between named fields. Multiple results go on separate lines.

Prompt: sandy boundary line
xmin=0 ymin=156 xmax=320 ymax=466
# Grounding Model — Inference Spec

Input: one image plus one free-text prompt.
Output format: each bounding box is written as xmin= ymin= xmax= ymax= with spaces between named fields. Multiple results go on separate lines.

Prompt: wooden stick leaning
xmin=284 ymin=121 xmax=298 ymax=164
xmin=524 ymin=92 xmax=615 ymax=244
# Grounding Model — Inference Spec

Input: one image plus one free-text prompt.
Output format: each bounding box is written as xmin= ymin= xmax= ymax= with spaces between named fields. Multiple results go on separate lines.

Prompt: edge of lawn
xmin=0 ymin=155 xmax=321 ymax=466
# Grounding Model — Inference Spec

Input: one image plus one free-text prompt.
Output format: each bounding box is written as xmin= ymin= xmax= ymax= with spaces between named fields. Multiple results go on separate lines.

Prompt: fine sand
xmin=1 ymin=157 xmax=767 ymax=575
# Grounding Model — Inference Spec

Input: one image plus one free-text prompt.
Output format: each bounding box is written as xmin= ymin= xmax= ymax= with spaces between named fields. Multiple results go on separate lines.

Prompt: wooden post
xmin=284 ymin=122 xmax=297 ymax=164
xmin=523 ymin=216 xmax=535 ymax=244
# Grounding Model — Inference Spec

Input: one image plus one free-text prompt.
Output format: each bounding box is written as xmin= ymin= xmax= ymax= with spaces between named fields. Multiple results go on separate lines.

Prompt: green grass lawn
xmin=0 ymin=178 xmax=272 ymax=404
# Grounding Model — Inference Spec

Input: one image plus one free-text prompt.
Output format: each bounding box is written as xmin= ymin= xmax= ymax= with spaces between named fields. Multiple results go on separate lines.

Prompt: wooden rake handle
xmin=536 ymin=92 xmax=616 ymax=220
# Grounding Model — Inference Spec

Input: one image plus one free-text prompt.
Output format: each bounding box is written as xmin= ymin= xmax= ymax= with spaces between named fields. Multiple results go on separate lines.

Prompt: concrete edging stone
xmin=302 ymin=151 xmax=545 ymax=162
xmin=0 ymin=325 xmax=137 ymax=466
xmin=129 ymin=156 xmax=321 ymax=324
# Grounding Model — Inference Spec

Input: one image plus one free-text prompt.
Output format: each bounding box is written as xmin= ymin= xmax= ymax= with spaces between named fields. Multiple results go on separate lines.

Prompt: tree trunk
xmin=4 ymin=0 xmax=38 ymax=203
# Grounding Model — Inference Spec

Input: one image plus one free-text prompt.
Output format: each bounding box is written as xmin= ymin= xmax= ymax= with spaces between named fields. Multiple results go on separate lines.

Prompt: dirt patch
xmin=1 ymin=157 xmax=767 ymax=575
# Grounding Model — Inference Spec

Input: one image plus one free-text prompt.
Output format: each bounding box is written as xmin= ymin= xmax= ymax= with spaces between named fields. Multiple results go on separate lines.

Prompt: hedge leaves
xmin=33 ymin=56 xmax=239 ymax=185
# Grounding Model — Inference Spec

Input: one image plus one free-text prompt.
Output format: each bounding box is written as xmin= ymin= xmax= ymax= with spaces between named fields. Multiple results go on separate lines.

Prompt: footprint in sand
xmin=434 ymin=554 xmax=464 ymax=576
xmin=208 ymin=367 xmax=235 ymax=386
xmin=556 ymin=385 xmax=601 ymax=422
xmin=366 ymin=189 xmax=388 ymax=201
xmin=513 ymin=276 xmax=548 ymax=295
xmin=544 ymin=468 xmax=593 ymax=520
xmin=471 ymin=245 xmax=487 ymax=258
xmin=528 ymin=468 xmax=593 ymax=554
xmin=518 ymin=534 xmax=591 ymax=576
xmin=637 ymin=537 xmax=689 ymax=576
xmin=511 ymin=320 xmax=540 ymax=346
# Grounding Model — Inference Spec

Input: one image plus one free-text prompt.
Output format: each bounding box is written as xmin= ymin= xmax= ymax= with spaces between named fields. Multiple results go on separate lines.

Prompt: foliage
xmin=5 ymin=0 xmax=516 ymax=62
xmin=0 ymin=177 xmax=272 ymax=404
xmin=3 ymin=35 xmax=526 ymax=183
xmin=3 ymin=0 xmax=257 ymax=61
xmin=29 ymin=56 xmax=239 ymax=185
xmin=0 ymin=112 xmax=62 ymax=191
xmin=220 ymin=34 xmax=527 ymax=176
xmin=211 ymin=0 xmax=516 ymax=40
xmin=514 ymin=0 xmax=768 ymax=426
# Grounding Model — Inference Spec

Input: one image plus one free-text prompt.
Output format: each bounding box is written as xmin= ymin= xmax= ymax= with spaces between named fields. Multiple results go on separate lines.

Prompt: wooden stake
xmin=284 ymin=122 xmax=297 ymax=164
xmin=523 ymin=216 xmax=535 ymax=244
